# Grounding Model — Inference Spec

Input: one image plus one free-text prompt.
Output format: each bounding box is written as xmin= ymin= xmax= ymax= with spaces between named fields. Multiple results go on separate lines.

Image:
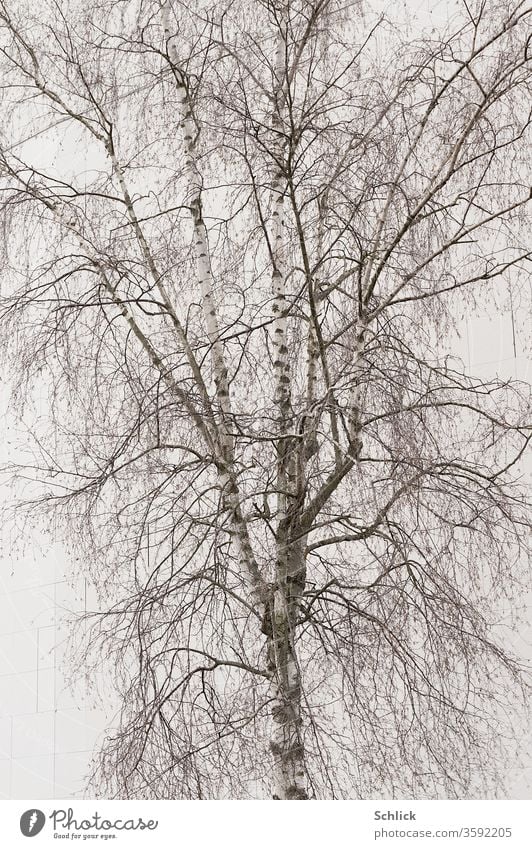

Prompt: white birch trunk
xmin=162 ymin=3 xmax=231 ymax=460
xmin=161 ymin=3 xmax=267 ymax=609
xmin=265 ymin=16 xmax=309 ymax=800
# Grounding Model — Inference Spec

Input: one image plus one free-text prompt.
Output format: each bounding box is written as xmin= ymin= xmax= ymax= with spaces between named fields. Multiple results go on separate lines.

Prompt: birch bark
xmin=265 ymin=12 xmax=308 ymax=800
xmin=161 ymin=3 xmax=268 ymax=618
xmin=163 ymin=0 xmax=308 ymax=798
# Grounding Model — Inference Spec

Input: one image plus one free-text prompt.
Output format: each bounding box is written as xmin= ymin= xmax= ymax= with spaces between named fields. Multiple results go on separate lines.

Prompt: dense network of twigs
xmin=0 ymin=0 xmax=530 ymax=798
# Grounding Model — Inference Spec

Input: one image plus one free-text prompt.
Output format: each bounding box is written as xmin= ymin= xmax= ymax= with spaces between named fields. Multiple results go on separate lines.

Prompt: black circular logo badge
xmin=20 ymin=810 xmax=46 ymax=837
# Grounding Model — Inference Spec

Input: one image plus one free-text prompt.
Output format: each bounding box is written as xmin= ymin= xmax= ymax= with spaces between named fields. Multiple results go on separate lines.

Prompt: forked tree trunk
xmin=163 ymin=0 xmax=309 ymax=799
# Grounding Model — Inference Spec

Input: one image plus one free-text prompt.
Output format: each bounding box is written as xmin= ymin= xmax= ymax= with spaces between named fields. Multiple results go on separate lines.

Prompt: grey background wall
xmin=0 ymin=544 xmax=108 ymax=798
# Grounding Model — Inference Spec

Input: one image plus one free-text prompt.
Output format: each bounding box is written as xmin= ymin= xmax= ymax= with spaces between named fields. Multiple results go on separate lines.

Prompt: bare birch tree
xmin=0 ymin=0 xmax=531 ymax=799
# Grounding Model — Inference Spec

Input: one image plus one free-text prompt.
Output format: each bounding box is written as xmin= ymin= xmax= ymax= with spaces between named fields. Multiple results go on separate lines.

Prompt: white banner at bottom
xmin=1 ymin=799 xmax=530 ymax=849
